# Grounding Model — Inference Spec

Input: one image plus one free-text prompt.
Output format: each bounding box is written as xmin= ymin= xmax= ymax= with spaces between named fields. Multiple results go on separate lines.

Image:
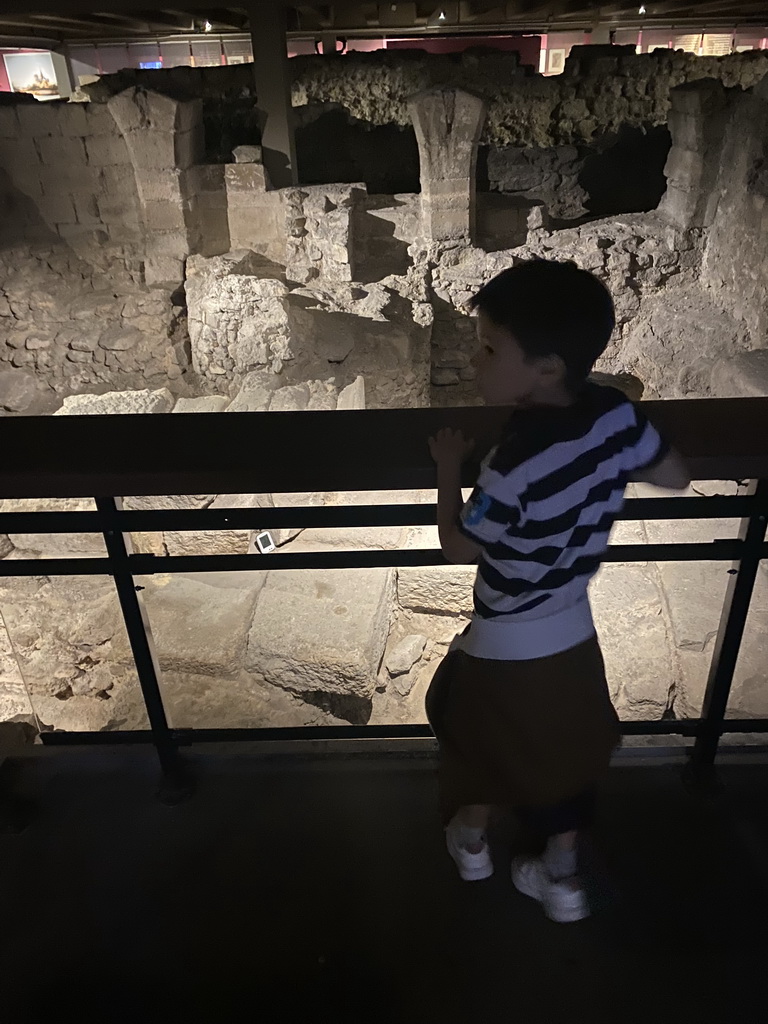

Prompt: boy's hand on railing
xmin=428 ymin=428 xmax=475 ymax=465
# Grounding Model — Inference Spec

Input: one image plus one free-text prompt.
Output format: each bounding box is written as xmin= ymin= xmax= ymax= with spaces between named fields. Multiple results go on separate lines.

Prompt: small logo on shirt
xmin=465 ymin=491 xmax=492 ymax=526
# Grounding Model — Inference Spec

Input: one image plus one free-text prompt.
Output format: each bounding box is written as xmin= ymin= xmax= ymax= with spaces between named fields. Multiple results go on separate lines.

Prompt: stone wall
xmin=0 ymin=246 xmax=186 ymax=410
xmin=291 ymin=47 xmax=768 ymax=148
xmin=0 ymin=97 xmax=143 ymax=256
xmin=701 ymin=76 xmax=768 ymax=344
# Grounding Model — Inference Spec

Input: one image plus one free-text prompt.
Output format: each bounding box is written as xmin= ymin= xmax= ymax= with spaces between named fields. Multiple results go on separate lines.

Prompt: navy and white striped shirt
xmin=458 ymin=384 xmax=669 ymax=623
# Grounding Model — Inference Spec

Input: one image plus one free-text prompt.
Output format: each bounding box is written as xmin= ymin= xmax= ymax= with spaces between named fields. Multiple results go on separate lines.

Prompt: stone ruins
xmin=0 ymin=46 xmax=767 ymax=735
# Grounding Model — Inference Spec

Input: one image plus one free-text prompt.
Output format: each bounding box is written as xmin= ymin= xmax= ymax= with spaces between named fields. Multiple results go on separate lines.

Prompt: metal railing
xmin=1 ymin=397 xmax=767 ymax=790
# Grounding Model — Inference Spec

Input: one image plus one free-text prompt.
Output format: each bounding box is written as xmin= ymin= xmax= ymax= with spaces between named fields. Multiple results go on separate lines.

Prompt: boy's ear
xmin=537 ymin=353 xmax=566 ymax=380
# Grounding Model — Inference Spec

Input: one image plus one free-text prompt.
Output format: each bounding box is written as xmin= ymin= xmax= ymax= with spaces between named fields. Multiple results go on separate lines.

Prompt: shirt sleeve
xmin=625 ymin=404 xmax=671 ymax=474
xmin=457 ymin=451 xmax=521 ymax=546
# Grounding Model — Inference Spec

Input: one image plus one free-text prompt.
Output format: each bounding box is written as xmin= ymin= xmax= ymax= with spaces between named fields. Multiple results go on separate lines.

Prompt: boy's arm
xmin=630 ymin=447 xmax=691 ymax=489
xmin=429 ymin=428 xmax=483 ymax=565
xmin=435 ymin=458 xmax=483 ymax=564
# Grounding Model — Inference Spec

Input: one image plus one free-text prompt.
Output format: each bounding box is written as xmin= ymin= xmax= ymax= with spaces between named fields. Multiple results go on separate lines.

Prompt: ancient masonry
xmin=0 ymin=49 xmax=767 ymax=734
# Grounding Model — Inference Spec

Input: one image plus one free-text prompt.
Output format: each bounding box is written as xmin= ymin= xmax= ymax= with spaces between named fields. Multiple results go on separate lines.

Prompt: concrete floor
xmin=2 ymin=745 xmax=768 ymax=1024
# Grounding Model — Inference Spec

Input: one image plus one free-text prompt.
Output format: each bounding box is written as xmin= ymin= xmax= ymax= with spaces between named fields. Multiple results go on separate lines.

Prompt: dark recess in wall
xmin=580 ymin=125 xmax=672 ymax=216
xmin=296 ymin=109 xmax=421 ymax=193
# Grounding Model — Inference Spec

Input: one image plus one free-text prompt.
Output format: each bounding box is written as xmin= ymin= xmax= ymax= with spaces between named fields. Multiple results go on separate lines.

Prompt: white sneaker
xmin=511 ymin=856 xmax=590 ymax=923
xmin=445 ymin=827 xmax=493 ymax=881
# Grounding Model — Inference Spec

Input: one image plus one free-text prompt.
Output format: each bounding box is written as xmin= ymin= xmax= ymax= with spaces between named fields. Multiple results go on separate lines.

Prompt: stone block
xmin=590 ymin=564 xmax=675 ymax=719
xmin=165 ymin=492 xmax=275 ymax=556
xmin=98 ymin=325 xmax=143 ymax=351
xmin=0 ymin=137 xmax=41 ymax=174
xmin=37 ymin=134 xmax=87 ymax=167
xmin=0 ymin=370 xmax=39 ymax=412
xmin=233 ymin=145 xmax=263 ymax=163
xmin=144 ymin=256 xmax=185 ymax=288
xmin=246 ymin=567 xmax=395 ymax=707
xmin=147 ymin=232 xmax=190 ymax=258
xmin=54 ymin=388 xmax=174 ymax=415
xmin=114 ymin=573 xmax=260 ymax=678
xmin=710 ymin=350 xmax=768 ymax=398
xmin=134 ymin=168 xmax=184 ymax=203
xmin=228 ymin=205 xmax=283 ymax=252
xmin=385 ymin=634 xmax=427 ymax=677
xmin=56 ymin=224 xmax=110 ymax=249
xmin=227 ymin=385 xmax=273 ymax=413
xmin=126 ymin=124 xmax=204 ymax=170
xmin=85 ymin=134 xmax=130 ymax=167
xmin=142 ymin=200 xmax=189 ymax=232
xmin=73 ymin=194 xmax=102 ymax=227
xmin=397 ymin=566 xmax=474 ymax=617
xmin=38 ymin=164 xmax=102 ymax=196
xmin=1 ymin=497 xmax=105 ymax=558
xmin=336 ymin=375 xmax=365 ymax=410
xmin=663 ymin=146 xmax=704 ymax=186
xmin=37 ymin=194 xmax=78 ymax=226
xmin=96 ymin=194 xmax=141 ymax=226
xmin=25 ymin=335 xmax=51 ymax=350
xmin=225 ymin=163 xmax=269 ymax=195
xmin=184 ymin=163 xmax=226 ymax=194
xmin=173 ymin=396 xmax=231 ymax=413
xmin=16 ymin=102 xmax=61 ymax=136
xmin=57 ymin=103 xmax=89 ymax=135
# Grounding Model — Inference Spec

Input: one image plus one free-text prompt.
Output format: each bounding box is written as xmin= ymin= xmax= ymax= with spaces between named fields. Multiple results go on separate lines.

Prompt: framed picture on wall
xmin=3 ymin=52 xmax=60 ymax=100
xmin=547 ymin=49 xmax=566 ymax=74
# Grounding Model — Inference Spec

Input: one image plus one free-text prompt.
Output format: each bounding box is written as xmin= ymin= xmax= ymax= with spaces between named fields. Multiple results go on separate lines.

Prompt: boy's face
xmin=473 ymin=310 xmax=570 ymax=407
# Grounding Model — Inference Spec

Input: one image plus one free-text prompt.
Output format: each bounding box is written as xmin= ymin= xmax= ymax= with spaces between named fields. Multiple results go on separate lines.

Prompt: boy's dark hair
xmin=469 ymin=260 xmax=615 ymax=391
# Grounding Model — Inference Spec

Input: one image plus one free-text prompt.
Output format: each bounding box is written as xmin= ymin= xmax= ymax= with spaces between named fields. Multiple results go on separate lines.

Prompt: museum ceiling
xmin=0 ymin=1 xmax=766 ymax=47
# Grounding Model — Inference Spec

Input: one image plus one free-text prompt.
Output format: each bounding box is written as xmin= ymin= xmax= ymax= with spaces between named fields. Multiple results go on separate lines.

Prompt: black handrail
xmin=1 ymin=400 xmax=767 ymax=795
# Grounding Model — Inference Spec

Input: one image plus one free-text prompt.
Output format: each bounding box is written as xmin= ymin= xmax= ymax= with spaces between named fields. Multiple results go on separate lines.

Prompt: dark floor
xmin=2 ymin=745 xmax=768 ymax=1024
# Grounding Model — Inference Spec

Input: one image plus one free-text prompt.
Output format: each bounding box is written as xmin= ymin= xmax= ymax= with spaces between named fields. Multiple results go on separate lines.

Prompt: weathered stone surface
xmin=292 ymin=48 xmax=768 ymax=149
xmin=246 ymin=568 xmax=394 ymax=709
xmin=186 ymin=252 xmax=292 ymax=382
xmin=232 ymin=145 xmax=263 ymax=164
xmin=0 ymin=535 xmax=13 ymax=559
xmin=710 ymin=350 xmax=768 ymax=398
xmin=385 ymin=633 xmax=427 ymax=677
xmin=173 ymin=395 xmax=231 ymax=413
xmin=0 ymin=497 xmax=105 ymax=558
xmin=590 ymin=563 xmax=676 ymax=719
xmin=409 ymin=88 xmax=486 ymax=242
xmin=113 ymin=573 xmax=263 ymax=678
xmin=397 ymin=566 xmax=475 ymax=618
xmin=0 ymin=369 xmax=39 ymax=412
xmin=164 ymin=493 xmax=276 ymax=556
xmin=336 ymin=375 xmax=365 ymax=410
xmin=54 ymin=388 xmax=175 ymax=415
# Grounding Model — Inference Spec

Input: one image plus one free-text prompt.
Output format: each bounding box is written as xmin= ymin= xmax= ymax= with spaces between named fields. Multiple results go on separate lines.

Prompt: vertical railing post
xmin=95 ymin=496 xmax=192 ymax=802
xmin=690 ymin=478 xmax=768 ymax=780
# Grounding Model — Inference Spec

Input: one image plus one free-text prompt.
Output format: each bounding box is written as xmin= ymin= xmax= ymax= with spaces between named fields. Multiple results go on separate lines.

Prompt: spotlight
xmin=638 ymin=4 xmax=646 ymax=13
xmin=204 ymin=19 xmax=213 ymax=32
xmin=439 ymin=9 xmax=446 ymax=20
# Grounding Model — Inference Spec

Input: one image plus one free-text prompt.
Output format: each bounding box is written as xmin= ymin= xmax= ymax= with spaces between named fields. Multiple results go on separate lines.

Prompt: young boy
xmin=426 ymin=260 xmax=689 ymax=923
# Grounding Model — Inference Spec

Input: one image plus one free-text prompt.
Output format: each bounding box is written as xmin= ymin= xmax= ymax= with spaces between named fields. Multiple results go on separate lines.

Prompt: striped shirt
xmin=458 ymin=384 xmax=669 ymax=627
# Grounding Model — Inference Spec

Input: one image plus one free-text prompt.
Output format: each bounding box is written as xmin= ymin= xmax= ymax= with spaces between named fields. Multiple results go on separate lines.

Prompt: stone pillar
xmin=657 ymin=80 xmax=730 ymax=231
xmin=408 ymin=88 xmax=486 ymax=243
xmin=108 ymin=88 xmax=204 ymax=288
xmin=249 ymin=0 xmax=298 ymax=189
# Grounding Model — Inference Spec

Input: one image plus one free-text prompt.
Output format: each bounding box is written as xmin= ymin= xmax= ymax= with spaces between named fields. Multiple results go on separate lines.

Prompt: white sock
xmin=543 ymin=838 xmax=578 ymax=881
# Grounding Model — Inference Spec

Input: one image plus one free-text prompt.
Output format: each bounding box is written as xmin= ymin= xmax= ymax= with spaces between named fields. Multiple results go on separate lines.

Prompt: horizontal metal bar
xmin=3 ymin=539 xmax=767 ymax=578
xmin=0 ymin=495 xmax=759 ymax=535
xmin=37 ymin=718 xmax=768 ymax=748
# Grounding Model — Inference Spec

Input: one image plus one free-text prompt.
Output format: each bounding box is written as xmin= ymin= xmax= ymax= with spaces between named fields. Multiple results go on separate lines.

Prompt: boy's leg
xmin=448 ymin=803 xmax=493 ymax=854
xmin=512 ymin=792 xmax=595 ymax=921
